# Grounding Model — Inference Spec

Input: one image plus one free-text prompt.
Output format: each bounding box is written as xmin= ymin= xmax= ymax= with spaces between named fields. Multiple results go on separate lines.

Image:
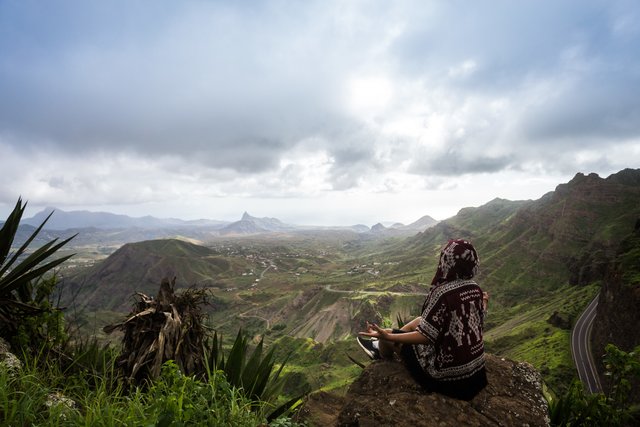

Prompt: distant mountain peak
xmin=371 ymin=223 xmax=387 ymax=233
xmin=220 ymin=212 xmax=291 ymax=235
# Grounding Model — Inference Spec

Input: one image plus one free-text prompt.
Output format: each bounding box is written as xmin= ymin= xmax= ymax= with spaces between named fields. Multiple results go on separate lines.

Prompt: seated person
xmin=358 ymin=239 xmax=489 ymax=400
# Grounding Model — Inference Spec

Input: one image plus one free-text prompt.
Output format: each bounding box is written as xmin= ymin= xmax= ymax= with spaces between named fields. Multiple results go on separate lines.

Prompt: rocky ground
xmin=295 ymin=353 xmax=550 ymax=427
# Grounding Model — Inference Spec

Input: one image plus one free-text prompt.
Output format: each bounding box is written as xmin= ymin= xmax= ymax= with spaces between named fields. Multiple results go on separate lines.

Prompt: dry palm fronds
xmin=104 ymin=277 xmax=210 ymax=385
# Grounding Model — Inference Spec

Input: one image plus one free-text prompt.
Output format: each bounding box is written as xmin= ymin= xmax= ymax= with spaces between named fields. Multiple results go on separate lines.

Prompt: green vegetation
xmin=549 ymin=344 xmax=640 ymax=426
xmin=0 ymin=199 xmax=302 ymax=426
xmin=0 ymin=354 xmax=302 ymax=426
xmin=272 ymin=337 xmax=365 ymax=396
xmin=484 ymin=284 xmax=599 ymax=392
xmin=618 ymin=231 xmax=640 ymax=286
xmin=207 ymin=330 xmax=296 ymax=418
xmin=6 ymin=170 xmax=636 ymax=422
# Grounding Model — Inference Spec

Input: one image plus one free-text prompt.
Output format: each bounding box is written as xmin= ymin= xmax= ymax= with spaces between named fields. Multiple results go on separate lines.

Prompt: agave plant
xmin=206 ymin=330 xmax=303 ymax=421
xmin=0 ymin=198 xmax=75 ymax=339
xmin=207 ymin=330 xmax=289 ymax=403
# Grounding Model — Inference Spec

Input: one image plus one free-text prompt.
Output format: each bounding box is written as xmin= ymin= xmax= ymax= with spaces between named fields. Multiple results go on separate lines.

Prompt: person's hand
xmin=482 ymin=292 xmax=489 ymax=310
xmin=358 ymin=321 xmax=389 ymax=340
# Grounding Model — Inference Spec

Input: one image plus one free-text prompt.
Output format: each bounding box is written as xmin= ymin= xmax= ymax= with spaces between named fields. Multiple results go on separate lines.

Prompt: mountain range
xmin=62 ymin=168 xmax=640 ymax=310
xmin=18 ymin=208 xmax=437 ymax=238
xmin=21 ymin=208 xmax=228 ymax=230
xmin=60 ymin=168 xmax=640 ymax=393
xmin=40 ymin=167 xmax=640 ymax=397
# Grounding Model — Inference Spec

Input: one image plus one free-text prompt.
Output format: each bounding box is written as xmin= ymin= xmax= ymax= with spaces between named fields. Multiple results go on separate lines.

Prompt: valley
xmin=49 ymin=168 xmax=640 ymax=399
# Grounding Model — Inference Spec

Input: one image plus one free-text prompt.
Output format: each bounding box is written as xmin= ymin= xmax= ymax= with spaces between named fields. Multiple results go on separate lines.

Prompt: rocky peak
xmin=569 ymin=171 xmax=601 ymax=184
xmin=371 ymin=223 xmax=387 ymax=233
xmin=296 ymin=353 xmax=549 ymax=426
xmin=605 ymin=167 xmax=640 ymax=186
xmin=241 ymin=211 xmax=253 ymax=221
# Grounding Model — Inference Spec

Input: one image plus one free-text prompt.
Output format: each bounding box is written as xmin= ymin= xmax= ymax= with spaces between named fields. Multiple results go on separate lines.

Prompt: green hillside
xmin=379 ymin=170 xmax=640 ymax=306
xmin=64 ymin=239 xmax=254 ymax=311
xmin=67 ymin=169 xmax=640 ymax=396
xmin=351 ymin=170 xmax=639 ymax=391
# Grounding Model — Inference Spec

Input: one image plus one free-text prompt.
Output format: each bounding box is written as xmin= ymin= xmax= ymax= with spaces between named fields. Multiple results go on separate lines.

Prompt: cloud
xmin=1 ymin=1 xmax=351 ymax=164
xmin=0 ymin=0 xmax=639 ymax=219
xmin=522 ymin=74 xmax=640 ymax=144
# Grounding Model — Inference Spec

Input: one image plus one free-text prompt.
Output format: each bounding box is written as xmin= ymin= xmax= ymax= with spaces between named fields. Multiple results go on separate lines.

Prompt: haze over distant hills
xmin=219 ymin=212 xmax=295 ymax=235
xmin=3 ymin=206 xmax=440 ymax=258
xmin=66 ymin=168 xmax=640 ymax=314
xmin=22 ymin=208 xmax=229 ymax=230
xmin=373 ymin=214 xmax=438 ymax=233
xmin=18 ymin=207 xmax=438 ymax=240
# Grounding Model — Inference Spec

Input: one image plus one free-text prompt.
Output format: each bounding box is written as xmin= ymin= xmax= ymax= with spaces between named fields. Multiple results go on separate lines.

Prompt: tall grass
xmin=1 ymin=341 xmax=304 ymax=426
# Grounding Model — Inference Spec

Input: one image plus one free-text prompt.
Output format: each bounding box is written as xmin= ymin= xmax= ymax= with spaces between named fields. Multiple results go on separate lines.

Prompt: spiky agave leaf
xmin=0 ymin=237 xmax=75 ymax=295
xmin=206 ymin=329 xmax=294 ymax=408
xmin=266 ymin=393 xmax=305 ymax=423
xmin=261 ymin=348 xmax=290 ymax=402
xmin=0 ymin=199 xmax=75 ymax=338
xmin=0 ymin=198 xmax=26 ymax=267
xmin=0 ymin=199 xmax=60 ymax=279
xmin=206 ymin=330 xmax=224 ymax=371
xmin=242 ymin=337 xmax=265 ymax=397
xmin=224 ymin=329 xmax=248 ymax=386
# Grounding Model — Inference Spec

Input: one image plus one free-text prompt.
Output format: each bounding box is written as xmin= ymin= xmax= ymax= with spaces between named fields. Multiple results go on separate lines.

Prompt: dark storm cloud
xmin=390 ymin=1 xmax=611 ymax=88
xmin=411 ymin=149 xmax=514 ymax=177
xmin=522 ymin=74 xmax=640 ymax=144
xmin=0 ymin=0 xmax=638 ymax=186
xmin=0 ymin=0 xmax=355 ymax=170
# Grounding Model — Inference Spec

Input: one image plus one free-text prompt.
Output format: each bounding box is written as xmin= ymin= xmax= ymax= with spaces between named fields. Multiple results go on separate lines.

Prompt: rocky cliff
xmin=591 ymin=226 xmax=640 ymax=402
xmin=296 ymin=353 xmax=549 ymax=426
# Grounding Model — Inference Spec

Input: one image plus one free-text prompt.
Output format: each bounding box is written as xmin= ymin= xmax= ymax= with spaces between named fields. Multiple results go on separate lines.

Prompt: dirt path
xmin=237 ymin=311 xmax=271 ymax=329
xmin=324 ymin=284 xmax=425 ymax=297
xmin=259 ymin=265 xmax=272 ymax=279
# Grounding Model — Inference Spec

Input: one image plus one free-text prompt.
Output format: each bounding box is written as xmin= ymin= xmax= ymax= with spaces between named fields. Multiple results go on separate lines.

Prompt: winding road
xmin=571 ymin=294 xmax=603 ymax=393
xmin=324 ymin=284 xmax=425 ymax=296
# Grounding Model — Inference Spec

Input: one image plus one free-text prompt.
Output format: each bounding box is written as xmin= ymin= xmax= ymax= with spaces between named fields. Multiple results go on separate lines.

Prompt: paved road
xmin=571 ymin=294 xmax=603 ymax=393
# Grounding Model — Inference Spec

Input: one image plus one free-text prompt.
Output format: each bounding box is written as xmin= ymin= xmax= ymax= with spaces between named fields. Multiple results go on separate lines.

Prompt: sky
xmin=1 ymin=0 xmax=639 ymax=226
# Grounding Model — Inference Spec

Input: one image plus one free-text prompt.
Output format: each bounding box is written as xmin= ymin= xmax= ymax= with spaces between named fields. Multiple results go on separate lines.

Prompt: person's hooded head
xmin=430 ymin=239 xmax=479 ymax=286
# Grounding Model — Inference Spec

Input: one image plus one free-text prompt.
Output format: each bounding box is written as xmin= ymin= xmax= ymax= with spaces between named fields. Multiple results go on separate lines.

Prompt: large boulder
xmin=296 ymin=353 xmax=549 ymax=426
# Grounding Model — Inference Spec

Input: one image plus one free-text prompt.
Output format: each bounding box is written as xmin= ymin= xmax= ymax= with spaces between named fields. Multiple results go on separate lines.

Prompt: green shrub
xmin=549 ymin=344 xmax=640 ymax=426
xmin=1 ymin=352 xmax=303 ymax=426
xmin=146 ymin=360 xmax=262 ymax=426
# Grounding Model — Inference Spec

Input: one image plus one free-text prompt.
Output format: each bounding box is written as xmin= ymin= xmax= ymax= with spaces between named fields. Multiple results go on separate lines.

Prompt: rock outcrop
xmin=591 ymin=227 xmax=640 ymax=403
xmin=296 ymin=353 xmax=549 ymax=426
